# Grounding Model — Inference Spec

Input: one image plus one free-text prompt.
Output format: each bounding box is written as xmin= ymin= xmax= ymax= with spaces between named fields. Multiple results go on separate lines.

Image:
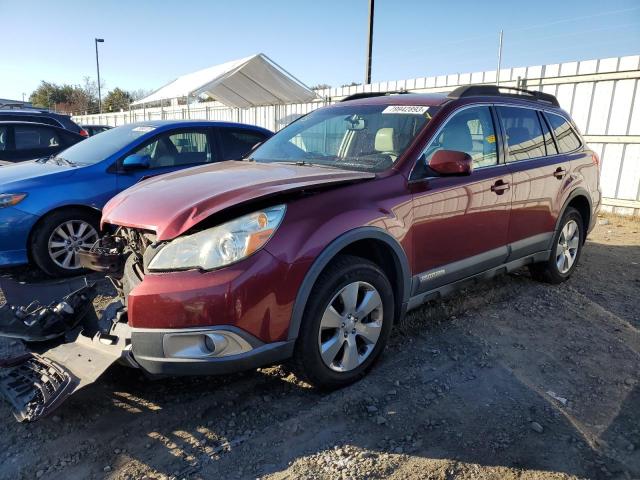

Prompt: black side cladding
xmin=0 ymin=355 xmax=78 ymax=422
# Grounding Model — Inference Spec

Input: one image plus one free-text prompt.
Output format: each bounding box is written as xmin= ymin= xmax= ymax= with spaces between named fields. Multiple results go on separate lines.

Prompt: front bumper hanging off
xmin=0 ymin=277 xmax=133 ymax=422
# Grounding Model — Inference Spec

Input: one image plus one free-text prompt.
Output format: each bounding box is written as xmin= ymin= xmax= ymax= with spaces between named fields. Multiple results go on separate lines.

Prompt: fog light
xmin=163 ymin=330 xmax=252 ymax=359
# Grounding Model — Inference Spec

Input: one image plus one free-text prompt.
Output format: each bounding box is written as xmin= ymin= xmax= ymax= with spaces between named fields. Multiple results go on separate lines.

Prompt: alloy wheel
xmin=48 ymin=220 xmax=99 ymax=270
xmin=556 ymin=219 xmax=580 ymax=274
xmin=317 ymin=281 xmax=384 ymax=373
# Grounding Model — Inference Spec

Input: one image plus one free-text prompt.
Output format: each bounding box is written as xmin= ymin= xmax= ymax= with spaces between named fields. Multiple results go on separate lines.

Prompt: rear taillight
xmin=79 ymin=129 xmax=89 ymax=137
xmin=592 ymin=152 xmax=600 ymax=167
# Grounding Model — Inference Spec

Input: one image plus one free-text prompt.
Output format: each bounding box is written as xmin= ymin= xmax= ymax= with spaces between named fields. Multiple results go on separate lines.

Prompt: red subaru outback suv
xmin=83 ymin=86 xmax=599 ymax=392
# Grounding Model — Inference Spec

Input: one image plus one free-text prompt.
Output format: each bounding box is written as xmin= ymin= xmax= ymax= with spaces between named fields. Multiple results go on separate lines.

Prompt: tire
xmin=30 ymin=208 xmax=100 ymax=277
xmin=529 ymin=207 xmax=584 ymax=284
xmin=291 ymin=254 xmax=394 ymax=389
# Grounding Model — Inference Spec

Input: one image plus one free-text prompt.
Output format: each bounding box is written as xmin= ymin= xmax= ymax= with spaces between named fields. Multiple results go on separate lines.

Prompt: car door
xmin=410 ymin=105 xmax=512 ymax=293
xmin=116 ymin=128 xmax=217 ymax=190
xmin=496 ymin=106 xmax=571 ymax=259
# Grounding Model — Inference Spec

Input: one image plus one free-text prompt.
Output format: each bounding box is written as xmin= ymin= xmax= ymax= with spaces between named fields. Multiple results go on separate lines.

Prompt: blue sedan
xmin=0 ymin=120 xmax=272 ymax=276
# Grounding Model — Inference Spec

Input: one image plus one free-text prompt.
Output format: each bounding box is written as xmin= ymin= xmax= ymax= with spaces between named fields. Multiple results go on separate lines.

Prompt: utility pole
xmin=365 ymin=0 xmax=374 ymax=85
xmin=95 ymin=38 xmax=105 ymax=113
xmin=496 ymin=30 xmax=503 ymax=86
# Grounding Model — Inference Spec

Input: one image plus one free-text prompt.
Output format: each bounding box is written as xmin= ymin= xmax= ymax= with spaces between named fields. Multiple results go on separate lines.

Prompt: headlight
xmin=148 ymin=205 xmax=286 ymax=271
xmin=0 ymin=193 xmax=27 ymax=208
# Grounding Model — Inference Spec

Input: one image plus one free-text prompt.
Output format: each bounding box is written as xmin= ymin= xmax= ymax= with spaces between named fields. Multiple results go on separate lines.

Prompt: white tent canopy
xmin=131 ymin=53 xmax=317 ymax=108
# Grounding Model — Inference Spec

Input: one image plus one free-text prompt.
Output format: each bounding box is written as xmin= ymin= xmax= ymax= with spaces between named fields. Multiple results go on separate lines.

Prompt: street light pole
xmin=95 ymin=38 xmax=104 ymax=113
xmin=365 ymin=0 xmax=374 ymax=85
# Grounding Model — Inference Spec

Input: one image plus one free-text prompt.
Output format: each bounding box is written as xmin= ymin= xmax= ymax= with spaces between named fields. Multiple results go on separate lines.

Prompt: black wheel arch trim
xmin=286 ymin=226 xmax=411 ymax=341
xmin=552 ymin=187 xmax=593 ymax=245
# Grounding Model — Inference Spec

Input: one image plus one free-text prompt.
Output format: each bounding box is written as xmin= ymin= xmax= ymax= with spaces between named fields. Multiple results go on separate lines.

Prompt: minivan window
xmin=14 ymin=125 xmax=60 ymax=150
xmin=251 ymin=104 xmax=439 ymax=173
xmin=421 ymin=106 xmax=497 ymax=171
xmin=546 ymin=113 xmax=581 ymax=153
xmin=497 ymin=106 xmax=546 ymax=162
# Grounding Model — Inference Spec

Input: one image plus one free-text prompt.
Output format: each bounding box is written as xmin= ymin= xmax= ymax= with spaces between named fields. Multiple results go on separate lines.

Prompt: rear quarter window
xmin=545 ymin=113 xmax=582 ymax=153
xmin=218 ymin=128 xmax=269 ymax=159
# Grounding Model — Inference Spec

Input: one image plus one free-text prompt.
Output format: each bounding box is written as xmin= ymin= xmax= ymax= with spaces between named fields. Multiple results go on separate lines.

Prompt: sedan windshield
xmin=54 ymin=124 xmax=156 ymax=165
xmin=251 ymin=104 xmax=439 ymax=172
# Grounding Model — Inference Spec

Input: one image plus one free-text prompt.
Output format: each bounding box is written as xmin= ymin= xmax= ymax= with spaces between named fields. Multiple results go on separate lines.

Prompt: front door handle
xmin=491 ymin=180 xmax=510 ymax=195
xmin=554 ymin=167 xmax=567 ymax=179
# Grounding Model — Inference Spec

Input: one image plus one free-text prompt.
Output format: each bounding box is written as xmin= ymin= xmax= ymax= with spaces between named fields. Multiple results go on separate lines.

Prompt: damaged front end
xmin=0 ymin=236 xmax=136 ymax=422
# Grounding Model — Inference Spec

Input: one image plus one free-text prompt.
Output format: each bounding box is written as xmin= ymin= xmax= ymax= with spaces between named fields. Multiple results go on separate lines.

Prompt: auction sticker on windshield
xmin=382 ymin=105 xmax=430 ymax=115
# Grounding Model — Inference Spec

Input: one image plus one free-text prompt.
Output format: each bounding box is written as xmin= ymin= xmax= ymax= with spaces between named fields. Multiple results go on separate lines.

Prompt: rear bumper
xmin=130 ymin=326 xmax=295 ymax=376
xmin=0 ymin=207 xmax=38 ymax=267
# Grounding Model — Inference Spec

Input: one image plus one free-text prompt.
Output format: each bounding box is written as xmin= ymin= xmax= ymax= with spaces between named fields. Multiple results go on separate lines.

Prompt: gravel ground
xmin=0 ymin=214 xmax=638 ymax=480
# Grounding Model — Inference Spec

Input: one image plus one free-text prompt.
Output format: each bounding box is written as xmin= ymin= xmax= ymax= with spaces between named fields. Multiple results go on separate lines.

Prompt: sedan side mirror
xmin=429 ymin=150 xmax=473 ymax=176
xmin=122 ymin=154 xmax=150 ymax=171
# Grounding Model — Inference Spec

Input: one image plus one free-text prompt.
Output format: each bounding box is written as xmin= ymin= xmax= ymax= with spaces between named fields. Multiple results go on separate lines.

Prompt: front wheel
xmin=30 ymin=209 xmax=100 ymax=277
xmin=529 ymin=207 xmax=584 ymax=284
xmin=292 ymin=255 xmax=394 ymax=389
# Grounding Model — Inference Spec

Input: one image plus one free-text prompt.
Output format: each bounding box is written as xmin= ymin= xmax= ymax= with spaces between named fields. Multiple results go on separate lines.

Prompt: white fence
xmin=74 ymin=54 xmax=640 ymax=215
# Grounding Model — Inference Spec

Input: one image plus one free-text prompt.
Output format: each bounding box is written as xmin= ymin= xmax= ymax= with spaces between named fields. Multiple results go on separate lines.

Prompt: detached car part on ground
xmin=0 ymin=86 xmax=601 ymax=421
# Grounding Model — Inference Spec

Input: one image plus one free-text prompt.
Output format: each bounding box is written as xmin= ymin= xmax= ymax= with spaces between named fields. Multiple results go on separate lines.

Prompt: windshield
xmin=251 ymin=104 xmax=439 ymax=172
xmin=54 ymin=124 xmax=156 ymax=165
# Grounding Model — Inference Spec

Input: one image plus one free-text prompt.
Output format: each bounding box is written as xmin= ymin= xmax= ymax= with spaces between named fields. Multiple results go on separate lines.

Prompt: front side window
xmin=546 ymin=113 xmax=581 ymax=153
xmin=497 ymin=106 xmax=546 ymax=162
xmin=251 ymin=104 xmax=439 ymax=172
xmin=421 ymin=106 xmax=498 ymax=171
xmin=14 ymin=125 xmax=60 ymax=150
xmin=132 ymin=131 xmax=212 ymax=168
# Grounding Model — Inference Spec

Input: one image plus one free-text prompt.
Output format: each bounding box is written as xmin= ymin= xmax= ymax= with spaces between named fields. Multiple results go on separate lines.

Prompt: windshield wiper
xmin=35 ymin=155 xmax=55 ymax=164
xmin=55 ymin=157 xmax=77 ymax=167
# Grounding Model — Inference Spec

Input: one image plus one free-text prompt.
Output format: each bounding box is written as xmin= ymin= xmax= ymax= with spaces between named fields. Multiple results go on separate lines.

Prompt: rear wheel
xmin=292 ymin=255 xmax=394 ymax=389
xmin=529 ymin=207 xmax=584 ymax=284
xmin=30 ymin=209 xmax=100 ymax=277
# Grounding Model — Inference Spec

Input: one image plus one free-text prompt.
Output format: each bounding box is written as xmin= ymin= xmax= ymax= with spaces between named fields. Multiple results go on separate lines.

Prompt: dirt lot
xmin=0 ymin=215 xmax=638 ymax=480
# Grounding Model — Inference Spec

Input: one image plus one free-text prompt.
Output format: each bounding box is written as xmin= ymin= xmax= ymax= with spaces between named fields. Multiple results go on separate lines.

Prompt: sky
xmin=1 ymin=0 xmax=639 ymax=102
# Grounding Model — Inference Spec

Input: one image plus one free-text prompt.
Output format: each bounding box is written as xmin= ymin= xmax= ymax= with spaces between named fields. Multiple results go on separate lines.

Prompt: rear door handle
xmin=491 ymin=180 xmax=510 ymax=195
xmin=554 ymin=167 xmax=567 ymax=179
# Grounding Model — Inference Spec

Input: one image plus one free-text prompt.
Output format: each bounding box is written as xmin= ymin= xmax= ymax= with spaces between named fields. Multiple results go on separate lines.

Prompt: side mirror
xmin=429 ymin=150 xmax=473 ymax=176
xmin=122 ymin=154 xmax=150 ymax=171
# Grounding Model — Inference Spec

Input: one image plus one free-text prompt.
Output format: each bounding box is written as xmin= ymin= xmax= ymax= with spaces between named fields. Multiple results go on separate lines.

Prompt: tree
xmin=103 ymin=87 xmax=133 ymax=112
xmin=340 ymin=81 xmax=361 ymax=88
xmin=310 ymin=83 xmax=331 ymax=90
xmin=28 ymin=77 xmax=100 ymax=114
xmin=29 ymin=81 xmax=70 ymax=109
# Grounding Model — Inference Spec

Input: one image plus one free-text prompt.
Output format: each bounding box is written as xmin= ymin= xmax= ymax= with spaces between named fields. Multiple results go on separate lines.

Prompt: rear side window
xmin=546 ymin=113 xmax=581 ymax=153
xmin=14 ymin=125 xmax=60 ymax=150
xmin=218 ymin=128 xmax=269 ymax=159
xmin=496 ymin=106 xmax=546 ymax=162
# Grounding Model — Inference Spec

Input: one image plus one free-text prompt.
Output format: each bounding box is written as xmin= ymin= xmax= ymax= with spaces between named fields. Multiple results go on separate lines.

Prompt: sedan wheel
xmin=48 ymin=220 xmax=99 ymax=270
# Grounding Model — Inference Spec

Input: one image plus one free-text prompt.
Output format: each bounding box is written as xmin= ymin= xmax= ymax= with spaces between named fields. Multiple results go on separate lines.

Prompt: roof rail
xmin=447 ymin=85 xmax=560 ymax=107
xmin=340 ymin=90 xmax=409 ymax=102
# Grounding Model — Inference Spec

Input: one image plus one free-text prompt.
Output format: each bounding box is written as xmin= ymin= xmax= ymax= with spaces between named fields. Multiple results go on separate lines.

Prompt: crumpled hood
xmin=102 ymin=161 xmax=374 ymax=240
